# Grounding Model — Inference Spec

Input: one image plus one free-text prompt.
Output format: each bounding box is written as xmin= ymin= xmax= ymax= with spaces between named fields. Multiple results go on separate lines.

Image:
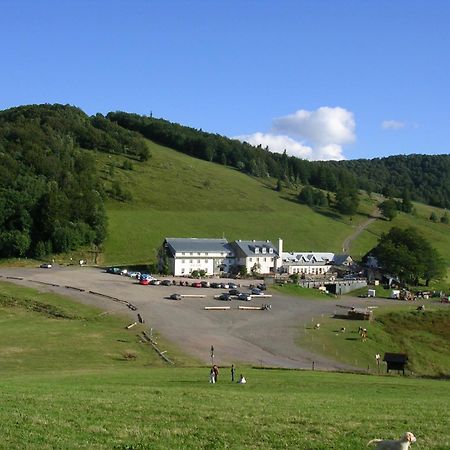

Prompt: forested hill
xmin=0 ymin=103 xmax=449 ymax=260
xmin=0 ymin=104 xmax=148 ymax=258
xmin=108 ymin=111 xmax=450 ymax=209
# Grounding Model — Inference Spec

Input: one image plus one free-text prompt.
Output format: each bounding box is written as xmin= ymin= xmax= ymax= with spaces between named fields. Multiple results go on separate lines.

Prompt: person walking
xmin=231 ymin=364 xmax=236 ymax=382
xmin=213 ymin=365 xmax=219 ymax=382
xmin=209 ymin=367 xmax=215 ymax=383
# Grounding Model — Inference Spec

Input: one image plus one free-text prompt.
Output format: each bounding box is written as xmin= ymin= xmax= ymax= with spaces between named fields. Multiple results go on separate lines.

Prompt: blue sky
xmin=1 ymin=0 xmax=449 ymax=160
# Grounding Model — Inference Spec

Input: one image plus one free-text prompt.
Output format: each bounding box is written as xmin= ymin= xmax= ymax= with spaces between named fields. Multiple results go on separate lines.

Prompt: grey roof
xmin=332 ymin=254 xmax=353 ymax=265
xmin=231 ymin=240 xmax=278 ymax=257
xmin=282 ymin=252 xmax=334 ymax=264
xmin=165 ymin=238 xmax=232 ymax=254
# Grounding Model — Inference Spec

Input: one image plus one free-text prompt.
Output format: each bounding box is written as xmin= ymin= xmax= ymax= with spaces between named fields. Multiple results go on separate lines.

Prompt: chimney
xmin=278 ymin=238 xmax=283 ymax=255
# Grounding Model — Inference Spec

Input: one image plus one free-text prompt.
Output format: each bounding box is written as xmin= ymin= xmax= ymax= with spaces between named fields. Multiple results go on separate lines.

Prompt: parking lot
xmin=0 ymin=265 xmax=394 ymax=370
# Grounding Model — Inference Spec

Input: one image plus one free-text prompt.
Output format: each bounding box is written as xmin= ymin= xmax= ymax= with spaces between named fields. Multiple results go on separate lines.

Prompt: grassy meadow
xmin=2 ymin=367 xmax=450 ymax=450
xmin=1 ymin=280 xmax=450 ymax=449
xmin=297 ymin=304 xmax=450 ymax=377
xmin=91 ymin=140 xmax=450 ymax=267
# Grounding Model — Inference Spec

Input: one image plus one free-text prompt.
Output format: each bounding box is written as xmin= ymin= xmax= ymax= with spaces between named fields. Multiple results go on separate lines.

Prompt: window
xmin=205 ymin=252 xmax=208 ymax=256
xmin=182 ymin=259 xmax=185 ymax=264
xmin=262 ymin=247 xmax=266 ymax=254
xmin=269 ymin=248 xmax=273 ymax=254
xmin=182 ymin=252 xmax=185 ymax=256
xmin=190 ymin=252 xmax=193 ymax=255
xmin=264 ymin=257 xmax=267 ymax=262
xmin=249 ymin=258 xmax=253 ymax=262
xmin=198 ymin=259 xmax=201 ymax=263
xmin=255 ymin=247 xmax=259 ymax=254
xmin=181 ymin=268 xmax=185 ymax=274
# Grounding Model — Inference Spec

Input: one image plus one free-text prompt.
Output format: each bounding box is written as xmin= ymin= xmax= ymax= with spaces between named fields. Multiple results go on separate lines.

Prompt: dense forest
xmin=0 ymin=104 xmax=148 ymax=258
xmin=0 ymin=103 xmax=448 ymax=259
xmin=108 ymin=111 xmax=450 ymax=209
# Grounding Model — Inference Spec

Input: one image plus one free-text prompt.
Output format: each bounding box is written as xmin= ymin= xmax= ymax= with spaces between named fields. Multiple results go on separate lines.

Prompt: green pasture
xmin=2 ymin=367 xmax=449 ymax=450
xmin=0 ymin=282 xmax=195 ymax=374
xmin=95 ymin=142 xmax=367 ymax=265
xmin=297 ymin=303 xmax=450 ymax=377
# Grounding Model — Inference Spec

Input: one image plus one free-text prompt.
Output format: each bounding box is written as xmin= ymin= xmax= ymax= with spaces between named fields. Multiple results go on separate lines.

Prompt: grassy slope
xmin=2 ymin=368 xmax=449 ymax=449
xmin=95 ymin=140 xmax=450 ymax=270
xmin=0 ymin=283 xmax=449 ymax=449
xmin=98 ymin=142 xmax=366 ymax=264
xmin=0 ymin=282 xmax=195 ymax=374
xmin=296 ymin=301 xmax=450 ymax=377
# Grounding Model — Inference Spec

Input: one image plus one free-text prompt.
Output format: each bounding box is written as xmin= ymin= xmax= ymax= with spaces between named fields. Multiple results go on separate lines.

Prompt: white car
xmin=40 ymin=263 xmax=52 ymax=269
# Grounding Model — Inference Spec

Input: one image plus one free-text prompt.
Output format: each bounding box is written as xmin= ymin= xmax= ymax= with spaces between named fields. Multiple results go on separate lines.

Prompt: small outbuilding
xmin=383 ymin=352 xmax=408 ymax=375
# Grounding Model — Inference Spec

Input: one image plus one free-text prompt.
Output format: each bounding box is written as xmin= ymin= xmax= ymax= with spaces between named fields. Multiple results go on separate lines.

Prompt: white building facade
xmin=163 ymin=238 xmax=234 ymax=276
xmin=280 ymin=252 xmax=335 ymax=276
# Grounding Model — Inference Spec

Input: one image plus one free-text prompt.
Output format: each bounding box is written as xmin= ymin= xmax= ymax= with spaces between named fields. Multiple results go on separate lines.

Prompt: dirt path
xmin=342 ymin=207 xmax=381 ymax=253
xmin=0 ymin=266 xmax=393 ymax=371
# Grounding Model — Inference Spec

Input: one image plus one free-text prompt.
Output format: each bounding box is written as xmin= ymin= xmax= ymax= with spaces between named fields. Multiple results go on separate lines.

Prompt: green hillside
xmin=100 ymin=141 xmax=356 ymax=264
xmin=96 ymin=139 xmax=450 ymax=270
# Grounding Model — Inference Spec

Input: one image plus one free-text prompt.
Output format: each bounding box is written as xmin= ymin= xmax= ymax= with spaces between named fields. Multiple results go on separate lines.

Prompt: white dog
xmin=367 ymin=432 xmax=416 ymax=449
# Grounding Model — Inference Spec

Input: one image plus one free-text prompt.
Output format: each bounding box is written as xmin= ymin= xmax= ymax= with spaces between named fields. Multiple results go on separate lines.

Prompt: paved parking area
xmin=0 ymin=266 xmax=394 ymax=370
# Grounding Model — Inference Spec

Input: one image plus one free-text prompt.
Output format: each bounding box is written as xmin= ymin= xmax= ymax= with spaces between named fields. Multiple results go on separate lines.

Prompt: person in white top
xmin=238 ymin=374 xmax=246 ymax=384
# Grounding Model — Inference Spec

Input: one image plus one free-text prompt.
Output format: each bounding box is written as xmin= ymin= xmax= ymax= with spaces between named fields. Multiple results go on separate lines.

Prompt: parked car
xmin=191 ymin=281 xmax=202 ymax=288
xmin=127 ymin=271 xmax=141 ymax=279
xmin=238 ymin=293 xmax=252 ymax=301
xmin=221 ymin=283 xmax=230 ymax=289
xmin=228 ymin=282 xmax=238 ymax=289
xmin=210 ymin=282 xmax=221 ymax=289
xmin=120 ymin=269 xmax=128 ymax=276
xmin=150 ymin=279 xmax=161 ymax=286
xmin=170 ymin=293 xmax=182 ymax=300
xmin=219 ymin=293 xmax=232 ymax=301
xmin=139 ymin=273 xmax=152 ymax=281
xmin=201 ymin=281 xmax=210 ymax=288
xmin=40 ymin=263 xmax=52 ymax=269
xmin=229 ymin=289 xmax=240 ymax=296
xmin=106 ymin=267 xmax=121 ymax=274
xmin=139 ymin=278 xmax=150 ymax=285
xmin=161 ymin=279 xmax=173 ymax=286
xmin=257 ymin=283 xmax=267 ymax=291
xmin=251 ymin=288 xmax=263 ymax=295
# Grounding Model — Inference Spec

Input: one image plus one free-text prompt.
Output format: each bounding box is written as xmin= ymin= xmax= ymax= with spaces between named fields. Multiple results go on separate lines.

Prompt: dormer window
xmin=269 ymin=248 xmax=273 ymax=254
xmin=262 ymin=247 xmax=267 ymax=254
xmin=255 ymin=247 xmax=259 ymax=254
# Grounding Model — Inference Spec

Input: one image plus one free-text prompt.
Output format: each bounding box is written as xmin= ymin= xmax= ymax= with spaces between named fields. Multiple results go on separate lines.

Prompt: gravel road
xmin=0 ymin=266 xmax=395 ymax=371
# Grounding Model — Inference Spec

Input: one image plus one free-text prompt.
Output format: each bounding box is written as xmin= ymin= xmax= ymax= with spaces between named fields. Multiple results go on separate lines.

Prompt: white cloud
xmin=273 ymin=106 xmax=356 ymax=146
xmin=234 ymin=106 xmax=355 ymax=161
xmin=382 ymin=120 xmax=405 ymax=130
xmin=235 ymin=132 xmax=314 ymax=159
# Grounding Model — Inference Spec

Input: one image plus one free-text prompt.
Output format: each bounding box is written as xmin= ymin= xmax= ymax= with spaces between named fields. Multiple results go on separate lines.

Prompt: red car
xmin=139 ymin=278 xmax=150 ymax=285
xmin=191 ymin=281 xmax=202 ymax=288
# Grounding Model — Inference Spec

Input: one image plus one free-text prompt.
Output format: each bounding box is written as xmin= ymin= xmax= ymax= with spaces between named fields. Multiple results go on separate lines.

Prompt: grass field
xmin=297 ymin=305 xmax=450 ymax=377
xmin=91 ymin=140 xmax=450 ymax=267
xmin=2 ymin=367 xmax=449 ymax=449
